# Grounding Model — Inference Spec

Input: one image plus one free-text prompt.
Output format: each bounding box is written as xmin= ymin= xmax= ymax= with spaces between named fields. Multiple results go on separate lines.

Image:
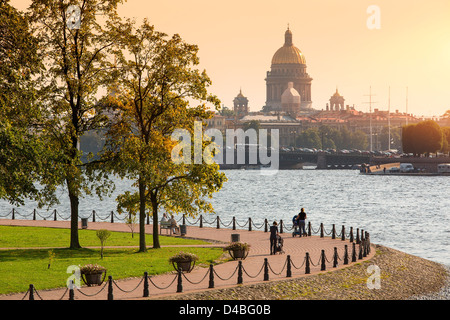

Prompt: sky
xmin=11 ymin=0 xmax=450 ymax=118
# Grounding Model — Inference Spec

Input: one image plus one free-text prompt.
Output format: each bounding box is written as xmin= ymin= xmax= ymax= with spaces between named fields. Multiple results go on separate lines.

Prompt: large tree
xmin=28 ymin=0 xmax=122 ymax=249
xmin=402 ymin=120 xmax=443 ymax=156
xmin=0 ymin=0 xmax=58 ymax=207
xmin=103 ymin=19 xmax=226 ymax=251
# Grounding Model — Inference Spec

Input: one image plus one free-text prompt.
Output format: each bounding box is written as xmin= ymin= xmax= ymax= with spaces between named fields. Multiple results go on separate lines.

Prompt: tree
xmin=96 ymin=229 xmax=111 ymax=259
xmin=402 ymin=120 xmax=443 ymax=156
xmin=0 ymin=0 xmax=59 ymax=207
xmin=28 ymin=0 xmax=122 ymax=249
xmin=103 ymin=19 xmax=226 ymax=251
xmin=296 ymin=128 xmax=321 ymax=149
xmin=414 ymin=120 xmax=443 ymax=155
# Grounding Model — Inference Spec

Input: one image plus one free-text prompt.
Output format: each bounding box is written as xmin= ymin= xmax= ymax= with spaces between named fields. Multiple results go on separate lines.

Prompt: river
xmin=1 ymin=169 xmax=449 ymax=266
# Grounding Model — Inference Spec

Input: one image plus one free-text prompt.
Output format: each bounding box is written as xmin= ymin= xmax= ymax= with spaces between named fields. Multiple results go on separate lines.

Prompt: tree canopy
xmin=402 ymin=120 xmax=444 ymax=156
xmin=101 ymin=18 xmax=226 ymax=251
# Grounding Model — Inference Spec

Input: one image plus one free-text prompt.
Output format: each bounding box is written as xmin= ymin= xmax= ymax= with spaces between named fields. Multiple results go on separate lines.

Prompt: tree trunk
xmin=138 ymin=177 xmax=147 ymax=252
xmin=68 ymin=180 xmax=81 ymax=249
xmin=150 ymin=191 xmax=160 ymax=249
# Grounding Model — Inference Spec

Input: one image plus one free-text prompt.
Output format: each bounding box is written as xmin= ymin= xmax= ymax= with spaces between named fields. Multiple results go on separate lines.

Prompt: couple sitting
xmin=161 ymin=213 xmax=180 ymax=234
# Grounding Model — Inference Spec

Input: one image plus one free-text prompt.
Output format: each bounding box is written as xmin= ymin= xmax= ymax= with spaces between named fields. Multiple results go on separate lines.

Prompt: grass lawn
xmin=0 ymin=225 xmax=208 ymax=248
xmin=0 ymin=226 xmax=225 ymax=295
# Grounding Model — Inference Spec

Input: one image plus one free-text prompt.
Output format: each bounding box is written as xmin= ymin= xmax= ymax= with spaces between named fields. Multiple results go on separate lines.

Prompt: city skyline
xmin=11 ymin=0 xmax=450 ymax=118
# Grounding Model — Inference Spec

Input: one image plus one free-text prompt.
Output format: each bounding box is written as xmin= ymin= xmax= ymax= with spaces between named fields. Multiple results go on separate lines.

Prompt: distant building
xmin=265 ymin=27 xmax=313 ymax=111
xmin=233 ymin=89 xmax=249 ymax=118
xmin=205 ymin=27 xmax=427 ymax=149
xmin=328 ymin=89 xmax=345 ymax=111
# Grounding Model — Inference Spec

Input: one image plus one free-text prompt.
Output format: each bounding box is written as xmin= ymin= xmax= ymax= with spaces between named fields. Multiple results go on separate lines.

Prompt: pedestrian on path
xmin=296 ymin=208 xmax=307 ymax=237
xmin=269 ymin=221 xmax=278 ymax=255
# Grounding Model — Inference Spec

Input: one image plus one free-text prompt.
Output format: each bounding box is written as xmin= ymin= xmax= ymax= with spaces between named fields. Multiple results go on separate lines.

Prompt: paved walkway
xmin=0 ymin=219 xmax=375 ymax=300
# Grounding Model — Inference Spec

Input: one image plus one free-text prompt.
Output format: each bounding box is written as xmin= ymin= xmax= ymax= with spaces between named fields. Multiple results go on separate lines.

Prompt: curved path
xmin=0 ymin=219 xmax=375 ymax=300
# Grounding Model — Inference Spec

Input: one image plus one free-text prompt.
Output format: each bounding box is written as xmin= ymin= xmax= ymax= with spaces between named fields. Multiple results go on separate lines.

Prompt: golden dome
xmin=271 ymin=28 xmax=306 ymax=65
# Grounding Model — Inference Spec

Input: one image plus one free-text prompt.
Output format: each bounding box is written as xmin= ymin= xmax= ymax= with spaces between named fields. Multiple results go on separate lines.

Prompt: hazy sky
xmin=11 ymin=0 xmax=450 ymax=117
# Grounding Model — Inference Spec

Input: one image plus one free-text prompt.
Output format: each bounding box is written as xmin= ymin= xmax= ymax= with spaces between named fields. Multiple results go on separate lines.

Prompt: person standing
xmin=297 ymin=208 xmax=307 ymax=237
xmin=269 ymin=221 xmax=279 ymax=255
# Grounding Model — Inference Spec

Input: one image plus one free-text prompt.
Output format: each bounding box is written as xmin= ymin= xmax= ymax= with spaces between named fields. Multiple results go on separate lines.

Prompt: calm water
xmin=1 ymin=170 xmax=449 ymax=266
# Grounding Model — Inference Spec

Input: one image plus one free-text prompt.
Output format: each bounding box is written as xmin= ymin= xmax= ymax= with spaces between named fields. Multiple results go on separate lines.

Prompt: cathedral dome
xmin=271 ymin=28 xmax=306 ymax=65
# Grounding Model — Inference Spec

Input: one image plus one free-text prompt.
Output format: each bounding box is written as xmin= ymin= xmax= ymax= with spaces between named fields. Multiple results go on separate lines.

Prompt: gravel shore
xmin=156 ymin=245 xmax=449 ymax=300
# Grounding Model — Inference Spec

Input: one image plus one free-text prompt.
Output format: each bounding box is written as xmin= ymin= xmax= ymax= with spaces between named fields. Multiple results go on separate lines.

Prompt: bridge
xmin=218 ymin=148 xmax=371 ymax=170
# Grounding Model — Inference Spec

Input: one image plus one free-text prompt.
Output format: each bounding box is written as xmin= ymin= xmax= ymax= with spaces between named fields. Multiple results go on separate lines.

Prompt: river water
xmin=1 ymin=169 xmax=449 ymax=266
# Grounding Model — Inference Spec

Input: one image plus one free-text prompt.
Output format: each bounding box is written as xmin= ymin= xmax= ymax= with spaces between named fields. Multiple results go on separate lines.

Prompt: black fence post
xmin=286 ymin=255 xmax=292 ymax=278
xmin=33 ymin=209 xmax=36 ymax=221
xmin=111 ymin=211 xmax=114 ymax=223
xmin=363 ymin=238 xmax=367 ymax=257
xmin=12 ymin=208 xmax=15 ymax=220
xmin=177 ymin=269 xmax=183 ymax=293
xmin=341 ymin=225 xmax=345 ymax=241
xmin=320 ymin=223 xmax=324 ymax=238
xmin=333 ymin=247 xmax=338 ymax=268
xmin=352 ymin=243 xmax=357 ymax=262
xmin=356 ymin=228 xmax=360 ymax=244
xmin=264 ymin=219 xmax=268 ymax=232
xmin=28 ymin=284 xmax=34 ymax=300
xmin=232 ymin=217 xmax=236 ymax=230
xmin=305 ymin=252 xmax=310 ymax=274
xmin=69 ymin=280 xmax=75 ymax=300
xmin=366 ymin=232 xmax=371 ymax=254
xmin=208 ymin=264 xmax=215 ymax=289
xmin=358 ymin=243 xmax=363 ymax=260
xmin=308 ymin=221 xmax=312 ymax=236
xmin=344 ymin=245 xmax=349 ymax=265
xmin=143 ymin=272 xmax=149 ymax=298
xmin=199 ymin=215 xmax=203 ymax=228
xmin=320 ymin=250 xmax=326 ymax=271
xmin=216 ymin=216 xmax=220 ymax=229
xmin=53 ymin=209 xmax=57 ymax=221
xmin=107 ymin=276 xmax=113 ymax=300
xmin=182 ymin=214 xmax=186 ymax=225
xmin=331 ymin=224 xmax=336 ymax=239
xmin=248 ymin=217 xmax=252 ymax=231
xmin=237 ymin=261 xmax=243 ymax=284
xmin=263 ymin=258 xmax=269 ymax=281
xmin=280 ymin=220 xmax=283 ymax=234
xmin=349 ymin=227 xmax=354 ymax=242
xmin=92 ymin=210 xmax=96 ymax=223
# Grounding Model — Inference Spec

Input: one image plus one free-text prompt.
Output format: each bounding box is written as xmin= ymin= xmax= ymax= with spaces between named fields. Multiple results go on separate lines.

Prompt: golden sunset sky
xmin=12 ymin=0 xmax=450 ymax=117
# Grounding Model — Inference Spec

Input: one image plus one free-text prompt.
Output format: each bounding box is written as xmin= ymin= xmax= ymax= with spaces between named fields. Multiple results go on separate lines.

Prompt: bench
xmin=160 ymin=220 xmax=172 ymax=235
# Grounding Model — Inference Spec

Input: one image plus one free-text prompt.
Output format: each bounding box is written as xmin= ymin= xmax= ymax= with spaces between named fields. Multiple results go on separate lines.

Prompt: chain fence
xmin=19 ymin=235 xmax=371 ymax=300
xmin=2 ymin=207 xmax=372 ymax=300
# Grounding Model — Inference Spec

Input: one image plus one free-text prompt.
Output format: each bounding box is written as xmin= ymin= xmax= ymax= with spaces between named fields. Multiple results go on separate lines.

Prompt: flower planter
xmin=81 ymin=271 xmax=106 ymax=286
xmin=229 ymin=248 xmax=249 ymax=260
xmin=224 ymin=242 xmax=250 ymax=260
xmin=173 ymin=260 xmax=195 ymax=273
xmin=169 ymin=252 xmax=198 ymax=273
